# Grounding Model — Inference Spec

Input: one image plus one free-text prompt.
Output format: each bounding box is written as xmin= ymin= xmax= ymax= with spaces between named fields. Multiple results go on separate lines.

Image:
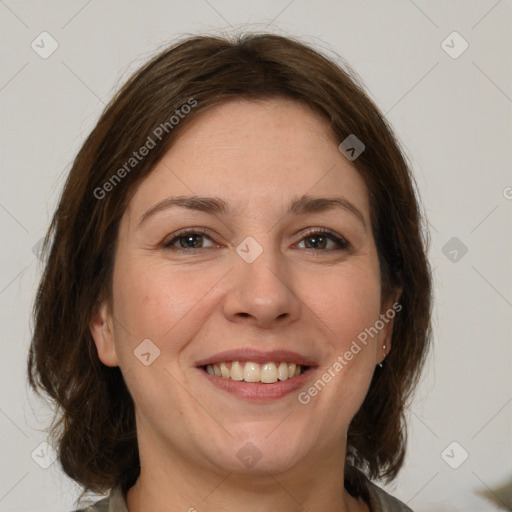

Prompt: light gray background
xmin=1 ymin=1 xmax=511 ymax=511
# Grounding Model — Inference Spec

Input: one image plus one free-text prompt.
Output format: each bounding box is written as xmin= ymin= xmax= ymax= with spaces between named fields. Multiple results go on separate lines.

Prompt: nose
xmin=222 ymin=243 xmax=301 ymax=329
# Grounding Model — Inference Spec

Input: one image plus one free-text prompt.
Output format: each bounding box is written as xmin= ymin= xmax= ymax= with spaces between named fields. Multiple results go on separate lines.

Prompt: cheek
xmin=297 ymin=264 xmax=382 ymax=420
xmin=301 ymin=263 xmax=382 ymax=350
xmin=112 ymin=258 xmax=223 ymax=358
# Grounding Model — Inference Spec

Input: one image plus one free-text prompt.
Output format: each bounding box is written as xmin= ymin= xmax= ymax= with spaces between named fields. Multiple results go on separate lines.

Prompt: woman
xmin=28 ymin=32 xmax=432 ymax=512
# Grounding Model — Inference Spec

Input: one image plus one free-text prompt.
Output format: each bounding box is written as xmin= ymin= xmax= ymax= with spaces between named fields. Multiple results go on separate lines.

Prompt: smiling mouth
xmin=202 ymin=361 xmax=309 ymax=384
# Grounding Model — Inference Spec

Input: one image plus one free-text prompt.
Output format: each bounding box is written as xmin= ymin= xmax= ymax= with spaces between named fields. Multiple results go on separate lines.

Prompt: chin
xmin=200 ymin=428 xmax=311 ymax=476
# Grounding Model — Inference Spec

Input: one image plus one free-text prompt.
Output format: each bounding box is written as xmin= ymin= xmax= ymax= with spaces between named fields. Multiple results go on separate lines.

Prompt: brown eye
xmin=297 ymin=229 xmax=349 ymax=251
xmin=176 ymin=234 xmax=204 ymax=249
xmin=163 ymin=229 xmax=216 ymax=251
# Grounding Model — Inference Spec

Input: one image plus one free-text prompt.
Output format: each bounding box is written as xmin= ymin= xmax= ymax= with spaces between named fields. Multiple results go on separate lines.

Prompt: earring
xmin=378 ymin=344 xmax=386 ymax=368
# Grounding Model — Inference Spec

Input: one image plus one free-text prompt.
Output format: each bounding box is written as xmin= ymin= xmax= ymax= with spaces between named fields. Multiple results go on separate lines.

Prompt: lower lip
xmin=199 ymin=368 xmax=314 ymax=402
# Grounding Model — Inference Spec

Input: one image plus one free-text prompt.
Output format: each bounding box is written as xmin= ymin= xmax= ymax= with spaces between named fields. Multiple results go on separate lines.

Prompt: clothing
xmin=71 ymin=476 xmax=413 ymax=512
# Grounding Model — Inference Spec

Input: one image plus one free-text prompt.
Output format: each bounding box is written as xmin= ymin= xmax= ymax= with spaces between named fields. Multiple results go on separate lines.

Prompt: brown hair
xmin=27 ymin=32 xmax=432 ymax=502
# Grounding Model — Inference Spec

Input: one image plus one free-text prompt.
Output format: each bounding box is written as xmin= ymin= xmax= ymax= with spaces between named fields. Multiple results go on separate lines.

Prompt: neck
xmin=125 ymin=435 xmax=368 ymax=512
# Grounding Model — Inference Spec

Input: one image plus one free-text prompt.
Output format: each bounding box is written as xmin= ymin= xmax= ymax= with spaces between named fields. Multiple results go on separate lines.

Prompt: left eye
xmin=296 ymin=229 xmax=349 ymax=251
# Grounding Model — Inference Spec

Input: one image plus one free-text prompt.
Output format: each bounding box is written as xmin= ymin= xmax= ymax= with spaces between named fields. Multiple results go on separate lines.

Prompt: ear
xmin=90 ymin=299 xmax=119 ymax=367
xmin=379 ymin=287 xmax=403 ymax=361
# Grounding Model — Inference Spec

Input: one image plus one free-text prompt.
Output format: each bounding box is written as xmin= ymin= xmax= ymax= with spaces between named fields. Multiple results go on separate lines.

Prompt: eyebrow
xmin=138 ymin=194 xmax=367 ymax=230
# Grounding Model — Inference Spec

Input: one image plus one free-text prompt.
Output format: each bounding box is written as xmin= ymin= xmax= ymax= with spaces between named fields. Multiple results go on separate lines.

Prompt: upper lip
xmin=195 ymin=348 xmax=318 ymax=368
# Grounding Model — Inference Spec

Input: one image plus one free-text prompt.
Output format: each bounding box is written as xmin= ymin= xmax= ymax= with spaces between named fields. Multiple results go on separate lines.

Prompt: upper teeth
xmin=205 ymin=361 xmax=304 ymax=383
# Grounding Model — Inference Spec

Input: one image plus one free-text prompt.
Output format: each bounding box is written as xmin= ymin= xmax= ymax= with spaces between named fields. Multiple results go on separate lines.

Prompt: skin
xmin=90 ymin=98 xmax=398 ymax=512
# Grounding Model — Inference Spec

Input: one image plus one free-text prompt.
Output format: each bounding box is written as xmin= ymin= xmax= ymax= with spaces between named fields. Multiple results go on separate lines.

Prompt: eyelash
xmin=162 ymin=227 xmax=350 ymax=253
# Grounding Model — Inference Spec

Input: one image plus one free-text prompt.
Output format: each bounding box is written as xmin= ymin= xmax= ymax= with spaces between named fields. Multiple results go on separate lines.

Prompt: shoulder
xmin=69 ymin=496 xmax=109 ymax=512
xmin=69 ymin=485 xmax=127 ymax=512
xmin=365 ymin=478 xmax=414 ymax=512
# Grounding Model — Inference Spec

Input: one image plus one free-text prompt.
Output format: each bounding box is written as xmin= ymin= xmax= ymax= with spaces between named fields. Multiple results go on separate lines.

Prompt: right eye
xmin=162 ymin=228 xmax=218 ymax=252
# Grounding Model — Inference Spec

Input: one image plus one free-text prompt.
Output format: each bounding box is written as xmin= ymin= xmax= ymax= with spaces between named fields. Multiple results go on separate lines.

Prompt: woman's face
xmin=91 ymin=98 xmax=395 ymax=477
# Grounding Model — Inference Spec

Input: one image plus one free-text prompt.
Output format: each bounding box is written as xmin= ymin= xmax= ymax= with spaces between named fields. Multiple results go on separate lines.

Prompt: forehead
xmin=124 ymin=98 xmax=371 ymax=225
xmin=169 ymin=97 xmax=340 ymax=162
